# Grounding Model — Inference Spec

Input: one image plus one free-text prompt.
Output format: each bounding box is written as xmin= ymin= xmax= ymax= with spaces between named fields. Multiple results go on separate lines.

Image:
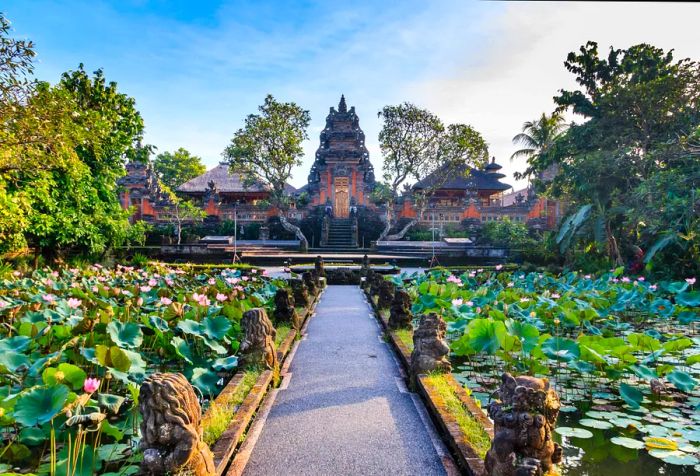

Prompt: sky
xmin=4 ymin=1 xmax=700 ymax=189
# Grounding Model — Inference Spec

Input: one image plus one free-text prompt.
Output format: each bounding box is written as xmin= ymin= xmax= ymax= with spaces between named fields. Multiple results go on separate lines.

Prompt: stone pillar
xmin=485 ymin=373 xmax=562 ymax=476
xmin=139 ymin=373 xmax=215 ymax=476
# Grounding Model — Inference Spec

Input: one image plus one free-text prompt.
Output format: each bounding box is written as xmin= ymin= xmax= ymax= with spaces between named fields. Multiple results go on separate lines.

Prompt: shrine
xmin=304 ymin=95 xmax=376 ymax=217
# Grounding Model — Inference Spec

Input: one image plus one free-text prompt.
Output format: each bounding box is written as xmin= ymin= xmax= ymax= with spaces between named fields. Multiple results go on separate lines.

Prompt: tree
xmin=526 ymin=41 xmax=700 ymax=272
xmin=154 ymin=147 xmax=206 ymax=190
xmin=511 ymin=112 xmax=566 ymax=180
xmin=223 ymin=94 xmax=311 ymax=250
xmin=161 ymin=192 xmax=205 ymax=245
xmin=377 ymin=103 xmax=488 ymax=240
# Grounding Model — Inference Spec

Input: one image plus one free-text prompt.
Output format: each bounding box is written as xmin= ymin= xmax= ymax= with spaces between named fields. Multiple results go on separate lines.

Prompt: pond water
xmin=454 ymin=363 xmax=700 ymax=475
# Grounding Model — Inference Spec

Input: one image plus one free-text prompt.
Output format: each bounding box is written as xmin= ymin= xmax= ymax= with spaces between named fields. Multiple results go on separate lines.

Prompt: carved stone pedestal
xmin=485 ymin=373 xmax=562 ymax=476
xmin=239 ymin=308 xmax=278 ymax=370
xmin=273 ymin=288 xmax=301 ymax=330
xmin=388 ymin=289 xmax=412 ymax=330
xmin=139 ymin=373 xmax=215 ymax=476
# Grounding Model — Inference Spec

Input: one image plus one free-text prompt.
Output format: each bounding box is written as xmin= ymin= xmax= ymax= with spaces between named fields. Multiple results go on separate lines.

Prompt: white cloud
xmin=404 ymin=2 xmax=700 ymax=190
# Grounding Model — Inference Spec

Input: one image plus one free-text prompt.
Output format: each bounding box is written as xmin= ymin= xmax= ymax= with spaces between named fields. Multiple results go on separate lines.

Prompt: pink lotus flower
xmin=192 ymin=293 xmax=210 ymax=306
xmin=67 ymin=298 xmax=82 ymax=309
xmin=242 ymin=276 xmax=249 ymax=282
xmin=621 ymin=277 xmax=631 ymax=283
xmin=71 ymin=282 xmax=80 ymax=288
xmin=551 ymin=293 xmax=560 ymax=299
xmin=148 ymin=278 xmax=157 ymax=286
xmin=12 ymin=271 xmax=20 ymax=277
xmin=452 ymin=298 xmax=463 ymax=307
xmin=251 ymin=269 xmax=257 ymax=274
xmin=638 ymin=277 xmax=645 ymax=282
xmin=136 ymin=297 xmax=144 ymax=307
xmin=0 ymin=300 xmax=7 ymax=308
xmin=686 ymin=277 xmax=696 ymax=285
xmin=216 ymin=293 xmax=227 ymax=302
xmin=51 ymin=271 xmax=59 ymax=277
xmin=262 ymin=269 xmax=269 ymax=276
xmin=166 ymin=279 xmax=174 ymax=286
xmin=507 ymin=282 xmax=514 ymax=288
xmin=650 ymin=284 xmax=657 ymax=291
xmin=42 ymin=294 xmax=56 ymax=303
xmin=83 ymin=377 xmax=100 ymax=393
xmin=495 ymin=264 xmax=503 ymax=271
xmin=208 ymin=278 xmax=216 ymax=285
xmin=584 ymin=274 xmax=591 ymax=279
xmin=92 ymin=286 xmax=99 ymax=293
xmin=140 ymin=286 xmax=151 ymax=293
xmin=477 ymin=269 xmax=483 ymax=273
xmin=160 ymin=296 xmax=172 ymax=306
xmin=234 ymin=285 xmax=244 ymax=292
xmin=465 ymin=300 xmax=474 ymax=307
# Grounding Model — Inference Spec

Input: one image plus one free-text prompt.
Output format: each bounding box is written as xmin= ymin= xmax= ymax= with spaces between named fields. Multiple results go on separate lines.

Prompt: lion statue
xmin=139 ymin=373 xmax=215 ymax=476
xmin=410 ymin=313 xmax=451 ymax=376
xmin=485 ymin=373 xmax=562 ymax=476
xmin=388 ymin=288 xmax=412 ymax=330
xmin=273 ymin=288 xmax=301 ymax=330
xmin=239 ymin=308 xmax=278 ymax=369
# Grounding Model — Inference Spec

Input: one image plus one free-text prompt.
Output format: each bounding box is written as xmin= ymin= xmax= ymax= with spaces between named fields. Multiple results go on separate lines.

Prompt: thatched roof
xmin=413 ymin=163 xmax=511 ymax=192
xmin=177 ymin=163 xmax=296 ymax=194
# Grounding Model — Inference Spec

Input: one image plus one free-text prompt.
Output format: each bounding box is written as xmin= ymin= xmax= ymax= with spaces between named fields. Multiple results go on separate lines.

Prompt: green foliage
xmin=153 ymin=148 xmax=206 ymax=190
xmin=480 ymin=218 xmax=533 ymax=248
xmin=520 ymin=41 xmax=700 ymax=277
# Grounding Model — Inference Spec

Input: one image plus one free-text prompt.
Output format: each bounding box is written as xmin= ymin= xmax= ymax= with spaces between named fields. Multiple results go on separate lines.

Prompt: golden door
xmin=334 ymin=177 xmax=349 ymax=218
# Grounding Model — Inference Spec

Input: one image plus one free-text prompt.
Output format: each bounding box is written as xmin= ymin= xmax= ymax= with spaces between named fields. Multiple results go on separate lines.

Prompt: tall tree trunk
xmin=177 ymin=221 xmax=182 ymax=245
xmin=279 ymin=215 xmax=308 ymax=251
xmin=386 ymin=218 xmax=418 ymax=241
xmin=377 ymin=203 xmax=393 ymax=241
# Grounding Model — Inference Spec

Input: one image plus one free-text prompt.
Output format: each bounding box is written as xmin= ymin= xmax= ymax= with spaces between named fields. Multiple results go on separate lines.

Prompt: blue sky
xmin=4 ymin=1 xmax=700 ymax=188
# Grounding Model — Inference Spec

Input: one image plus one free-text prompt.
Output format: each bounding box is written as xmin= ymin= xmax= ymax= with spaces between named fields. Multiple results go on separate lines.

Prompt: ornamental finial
xmin=339 ymin=94 xmax=347 ymax=113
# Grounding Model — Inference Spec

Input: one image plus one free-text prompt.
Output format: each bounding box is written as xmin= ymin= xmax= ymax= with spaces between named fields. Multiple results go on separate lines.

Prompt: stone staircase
xmin=321 ymin=218 xmax=357 ymax=249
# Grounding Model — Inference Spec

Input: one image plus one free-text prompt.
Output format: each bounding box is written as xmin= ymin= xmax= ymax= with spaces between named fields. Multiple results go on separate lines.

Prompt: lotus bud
xmin=54 ymin=370 xmax=65 ymax=382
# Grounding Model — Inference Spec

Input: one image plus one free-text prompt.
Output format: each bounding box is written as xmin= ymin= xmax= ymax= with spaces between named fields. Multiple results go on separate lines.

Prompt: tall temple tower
xmin=306 ymin=95 xmax=376 ymax=217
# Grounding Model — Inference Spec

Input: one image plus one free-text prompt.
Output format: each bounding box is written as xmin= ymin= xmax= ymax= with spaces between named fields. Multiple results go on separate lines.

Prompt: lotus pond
xmin=0 ymin=264 xmax=284 ymax=475
xmin=394 ymin=268 xmax=700 ymax=475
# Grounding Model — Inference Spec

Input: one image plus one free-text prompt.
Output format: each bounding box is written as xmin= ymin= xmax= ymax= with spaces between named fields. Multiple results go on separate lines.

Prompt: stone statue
xmin=273 ymin=288 xmax=301 ymax=330
xmin=369 ymin=271 xmax=384 ymax=297
xmin=290 ymin=278 xmax=309 ymax=307
xmin=410 ymin=313 xmax=451 ymax=375
xmin=302 ymin=271 xmax=318 ymax=296
xmin=388 ymin=289 xmax=412 ymax=330
xmin=314 ymin=255 xmax=325 ymax=278
xmin=239 ymin=308 xmax=278 ymax=369
xmin=377 ymin=280 xmax=395 ymax=309
xmin=139 ymin=373 xmax=215 ymax=476
xmin=361 ymin=254 xmax=370 ymax=275
xmin=485 ymin=373 xmax=562 ymax=476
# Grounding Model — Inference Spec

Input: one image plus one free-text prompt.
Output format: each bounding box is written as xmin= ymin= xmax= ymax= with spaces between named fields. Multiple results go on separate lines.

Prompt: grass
xmin=275 ymin=325 xmax=292 ymax=346
xmin=202 ymin=369 xmax=262 ymax=446
xmin=423 ymin=373 xmax=492 ymax=458
xmin=393 ymin=328 xmax=414 ymax=351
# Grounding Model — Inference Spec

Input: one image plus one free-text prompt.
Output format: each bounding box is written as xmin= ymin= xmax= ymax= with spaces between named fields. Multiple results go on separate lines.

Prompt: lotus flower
xmin=160 ymin=296 xmax=173 ymax=306
xmin=621 ymin=277 xmax=631 ymax=283
xmin=452 ymin=298 xmax=463 ymax=307
xmin=216 ymin=293 xmax=227 ymax=302
xmin=649 ymin=284 xmax=658 ymax=291
xmin=208 ymin=278 xmax=216 ymax=285
xmin=686 ymin=277 xmax=696 ymax=285
xmin=66 ymin=298 xmax=82 ymax=309
xmin=496 ymin=264 xmax=503 ymax=270
xmin=551 ymin=293 xmax=560 ymax=299
xmin=192 ymin=293 xmax=210 ymax=306
xmin=83 ymin=377 xmax=100 ymax=393
xmin=42 ymin=294 xmax=56 ymax=303
xmin=0 ymin=300 xmax=7 ymax=308
xmin=251 ymin=269 xmax=257 ymax=274
xmin=148 ymin=278 xmax=157 ymax=286
xmin=140 ymin=286 xmax=151 ymax=293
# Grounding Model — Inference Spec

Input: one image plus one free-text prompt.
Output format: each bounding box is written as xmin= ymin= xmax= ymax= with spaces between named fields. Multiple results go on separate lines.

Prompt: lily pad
xmin=610 ymin=436 xmax=645 ymax=449
xmin=579 ymin=418 xmax=613 ymax=429
xmin=555 ymin=427 xmax=593 ymax=439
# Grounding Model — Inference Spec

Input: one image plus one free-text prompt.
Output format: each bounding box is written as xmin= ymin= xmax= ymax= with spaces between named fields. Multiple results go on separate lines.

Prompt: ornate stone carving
xmin=314 ymin=255 xmax=325 ymax=278
xmin=273 ymin=288 xmax=301 ymax=330
xmin=388 ymin=289 xmax=412 ymax=330
xmin=239 ymin=308 xmax=278 ymax=369
xmin=139 ymin=373 xmax=215 ymax=476
xmin=410 ymin=313 xmax=451 ymax=375
xmin=485 ymin=373 xmax=562 ymax=476
xmin=368 ymin=271 xmax=384 ymax=297
xmin=377 ymin=280 xmax=395 ymax=309
xmin=302 ymin=271 xmax=318 ymax=296
xmin=290 ymin=278 xmax=309 ymax=307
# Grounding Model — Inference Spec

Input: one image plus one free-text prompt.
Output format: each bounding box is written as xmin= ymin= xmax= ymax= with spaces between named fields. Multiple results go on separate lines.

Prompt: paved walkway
xmin=242 ymin=285 xmax=452 ymax=476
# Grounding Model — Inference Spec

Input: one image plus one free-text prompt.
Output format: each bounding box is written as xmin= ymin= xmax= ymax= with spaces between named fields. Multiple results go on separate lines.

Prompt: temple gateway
xmin=119 ymin=95 xmax=560 ymax=246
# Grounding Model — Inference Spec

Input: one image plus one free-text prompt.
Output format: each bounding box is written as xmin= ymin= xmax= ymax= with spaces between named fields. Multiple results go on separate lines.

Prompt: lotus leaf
xmin=13 ymin=385 xmax=69 ymax=426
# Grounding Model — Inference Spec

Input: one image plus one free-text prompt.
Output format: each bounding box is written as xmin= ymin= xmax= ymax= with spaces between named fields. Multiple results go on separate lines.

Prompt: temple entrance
xmin=334 ymin=177 xmax=349 ymax=218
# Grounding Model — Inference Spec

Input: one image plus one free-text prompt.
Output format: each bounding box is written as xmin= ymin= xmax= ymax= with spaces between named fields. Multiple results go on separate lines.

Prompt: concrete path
xmin=241 ymin=285 xmax=453 ymax=476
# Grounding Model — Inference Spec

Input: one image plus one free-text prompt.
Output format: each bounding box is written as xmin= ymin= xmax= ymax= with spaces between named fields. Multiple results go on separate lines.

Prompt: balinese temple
xmin=118 ymin=95 xmax=560 ymax=231
xmin=303 ymin=95 xmax=376 ymax=216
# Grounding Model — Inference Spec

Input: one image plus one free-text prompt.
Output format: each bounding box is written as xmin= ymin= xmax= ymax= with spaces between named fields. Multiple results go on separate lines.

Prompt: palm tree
xmin=510 ymin=112 xmax=566 ymax=162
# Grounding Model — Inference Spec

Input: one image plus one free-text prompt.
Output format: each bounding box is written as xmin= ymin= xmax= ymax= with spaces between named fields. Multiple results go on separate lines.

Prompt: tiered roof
xmin=177 ymin=163 xmax=296 ymax=194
